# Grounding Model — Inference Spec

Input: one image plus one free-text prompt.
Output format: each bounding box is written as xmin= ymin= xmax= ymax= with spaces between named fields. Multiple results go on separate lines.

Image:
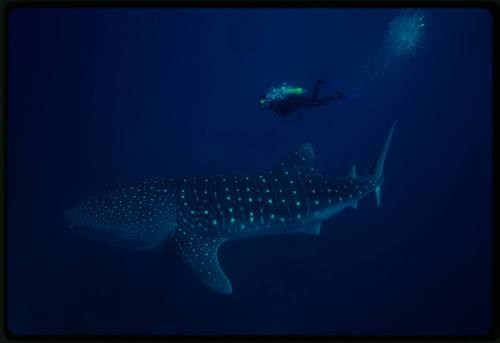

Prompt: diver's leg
xmin=317 ymin=92 xmax=347 ymax=103
xmin=301 ymin=92 xmax=347 ymax=107
xmin=311 ymin=80 xmax=327 ymax=101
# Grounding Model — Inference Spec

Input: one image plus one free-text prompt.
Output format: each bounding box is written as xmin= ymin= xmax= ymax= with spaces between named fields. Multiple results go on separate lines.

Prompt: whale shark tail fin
xmin=372 ymin=121 xmax=397 ymax=207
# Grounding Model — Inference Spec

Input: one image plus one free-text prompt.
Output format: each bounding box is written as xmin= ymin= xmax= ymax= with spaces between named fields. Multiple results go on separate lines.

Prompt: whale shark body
xmin=65 ymin=123 xmax=396 ymax=294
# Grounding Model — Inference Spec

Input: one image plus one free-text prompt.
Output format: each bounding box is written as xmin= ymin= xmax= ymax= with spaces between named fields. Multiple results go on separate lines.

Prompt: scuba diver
xmin=259 ymin=80 xmax=348 ymax=120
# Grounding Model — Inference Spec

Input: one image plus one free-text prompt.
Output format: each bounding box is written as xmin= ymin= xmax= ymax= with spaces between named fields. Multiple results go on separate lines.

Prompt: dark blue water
xmin=7 ymin=8 xmax=492 ymax=335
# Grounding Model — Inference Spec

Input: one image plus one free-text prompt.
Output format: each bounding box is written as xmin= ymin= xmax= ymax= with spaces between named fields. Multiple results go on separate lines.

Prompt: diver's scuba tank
xmin=261 ymin=82 xmax=305 ymax=106
xmin=279 ymin=82 xmax=304 ymax=96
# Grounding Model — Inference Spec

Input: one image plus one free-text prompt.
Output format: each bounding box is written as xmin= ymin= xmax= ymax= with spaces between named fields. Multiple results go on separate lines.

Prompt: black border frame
xmin=0 ymin=0 xmax=498 ymax=341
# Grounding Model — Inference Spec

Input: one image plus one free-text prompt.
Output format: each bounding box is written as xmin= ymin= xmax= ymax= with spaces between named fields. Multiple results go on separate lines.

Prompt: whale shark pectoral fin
xmin=301 ymin=222 xmax=322 ymax=236
xmin=166 ymin=228 xmax=232 ymax=295
xmin=272 ymin=143 xmax=322 ymax=177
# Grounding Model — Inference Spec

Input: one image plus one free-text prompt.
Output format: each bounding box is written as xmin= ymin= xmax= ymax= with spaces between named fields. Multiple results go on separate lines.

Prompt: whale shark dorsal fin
xmin=273 ymin=143 xmax=321 ymax=177
xmin=347 ymin=165 xmax=357 ymax=178
xmin=166 ymin=228 xmax=232 ymax=294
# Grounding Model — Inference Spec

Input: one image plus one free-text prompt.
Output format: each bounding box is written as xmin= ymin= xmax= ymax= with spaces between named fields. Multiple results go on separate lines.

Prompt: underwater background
xmin=7 ymin=8 xmax=492 ymax=335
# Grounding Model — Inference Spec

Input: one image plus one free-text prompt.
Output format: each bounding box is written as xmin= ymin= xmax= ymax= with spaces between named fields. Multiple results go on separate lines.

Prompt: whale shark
xmin=65 ymin=123 xmax=396 ymax=294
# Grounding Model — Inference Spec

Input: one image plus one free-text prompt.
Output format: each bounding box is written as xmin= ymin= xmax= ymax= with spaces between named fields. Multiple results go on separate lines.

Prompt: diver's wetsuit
xmin=268 ymin=80 xmax=346 ymax=117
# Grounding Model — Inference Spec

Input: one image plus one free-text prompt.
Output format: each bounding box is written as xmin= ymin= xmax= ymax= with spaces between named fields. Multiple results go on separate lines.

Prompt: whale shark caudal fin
xmin=272 ymin=143 xmax=322 ymax=178
xmin=166 ymin=228 xmax=231 ymax=294
xmin=372 ymin=121 xmax=397 ymax=207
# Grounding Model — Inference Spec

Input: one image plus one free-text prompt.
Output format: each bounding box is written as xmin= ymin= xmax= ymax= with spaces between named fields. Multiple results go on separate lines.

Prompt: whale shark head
xmin=64 ymin=197 xmax=138 ymax=248
xmin=65 ymin=180 xmax=178 ymax=249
